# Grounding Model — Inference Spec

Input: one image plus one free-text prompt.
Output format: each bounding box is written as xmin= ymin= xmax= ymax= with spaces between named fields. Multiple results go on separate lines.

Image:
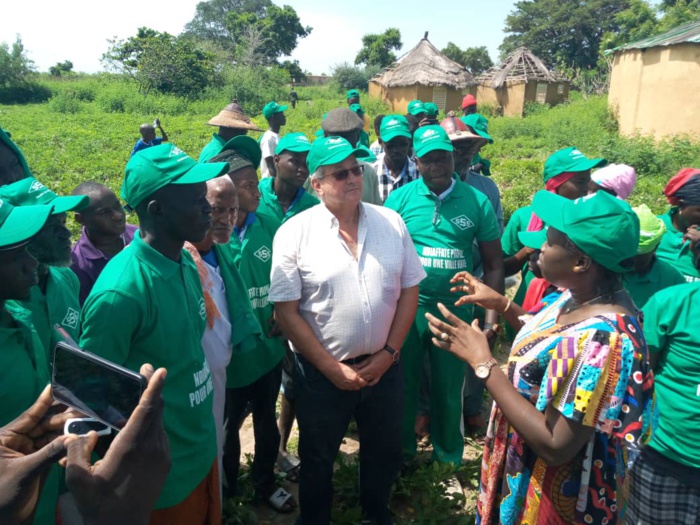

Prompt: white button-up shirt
xmin=269 ymin=202 xmax=426 ymax=361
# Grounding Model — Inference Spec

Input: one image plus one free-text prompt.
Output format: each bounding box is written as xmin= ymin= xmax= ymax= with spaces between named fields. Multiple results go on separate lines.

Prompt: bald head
xmin=139 ymin=124 xmax=156 ymax=142
xmin=206 ymin=175 xmax=236 ymax=200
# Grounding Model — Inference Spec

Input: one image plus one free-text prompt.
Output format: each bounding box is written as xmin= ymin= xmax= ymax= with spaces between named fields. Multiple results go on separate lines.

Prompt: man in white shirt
xmin=260 ymin=101 xmax=287 ymax=178
xmin=270 ymin=136 xmax=426 ymax=525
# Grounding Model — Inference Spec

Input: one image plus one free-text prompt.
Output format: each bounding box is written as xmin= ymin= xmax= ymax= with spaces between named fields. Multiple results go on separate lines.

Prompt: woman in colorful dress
xmin=426 ymin=190 xmax=653 ymax=524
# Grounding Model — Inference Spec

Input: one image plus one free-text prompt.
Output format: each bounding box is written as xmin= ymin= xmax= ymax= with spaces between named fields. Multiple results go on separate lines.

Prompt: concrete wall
xmin=609 ymin=43 xmax=700 ymax=139
xmin=369 ymin=82 xmax=475 ymax=114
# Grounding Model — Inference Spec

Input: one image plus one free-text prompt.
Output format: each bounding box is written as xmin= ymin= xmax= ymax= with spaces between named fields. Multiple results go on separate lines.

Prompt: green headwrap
xmin=633 ymin=204 xmax=666 ymax=254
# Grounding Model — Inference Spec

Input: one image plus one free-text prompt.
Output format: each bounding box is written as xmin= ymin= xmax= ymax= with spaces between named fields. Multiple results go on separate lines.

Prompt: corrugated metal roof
xmin=608 ymin=20 xmax=700 ymax=54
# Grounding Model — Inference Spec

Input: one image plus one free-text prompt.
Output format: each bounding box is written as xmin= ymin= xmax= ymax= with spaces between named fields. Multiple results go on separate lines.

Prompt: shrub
xmin=0 ymin=82 xmax=52 ymax=104
xmin=48 ymin=92 xmax=84 ymax=114
xmin=213 ymin=65 xmax=289 ymax=117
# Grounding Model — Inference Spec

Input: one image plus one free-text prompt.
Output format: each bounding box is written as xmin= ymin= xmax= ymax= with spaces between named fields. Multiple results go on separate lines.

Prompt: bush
xmin=48 ymin=92 xmax=85 ymax=114
xmin=330 ymin=63 xmax=380 ymax=91
xmin=213 ymin=65 xmax=289 ymax=117
xmin=0 ymin=82 xmax=52 ymax=104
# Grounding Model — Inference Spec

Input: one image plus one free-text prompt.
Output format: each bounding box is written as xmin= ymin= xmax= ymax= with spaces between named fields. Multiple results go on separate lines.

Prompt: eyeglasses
xmin=325 ymin=164 xmax=364 ymax=181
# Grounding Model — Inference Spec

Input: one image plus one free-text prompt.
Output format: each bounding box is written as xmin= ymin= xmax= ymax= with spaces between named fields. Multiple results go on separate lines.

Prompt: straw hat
xmin=206 ymin=99 xmax=263 ymax=131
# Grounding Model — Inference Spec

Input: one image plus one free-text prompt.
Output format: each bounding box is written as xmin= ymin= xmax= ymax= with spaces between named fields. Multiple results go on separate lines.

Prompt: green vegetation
xmin=3 ymin=78 xmax=698 ymax=230
xmin=355 ymin=28 xmax=403 ymax=68
xmin=441 ymin=44 xmax=494 ymax=75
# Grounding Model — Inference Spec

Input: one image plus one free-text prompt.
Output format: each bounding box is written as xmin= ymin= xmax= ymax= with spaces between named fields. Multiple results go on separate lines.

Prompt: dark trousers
xmin=294 ymin=353 xmax=403 ymax=525
xmin=223 ymin=363 xmax=282 ymax=496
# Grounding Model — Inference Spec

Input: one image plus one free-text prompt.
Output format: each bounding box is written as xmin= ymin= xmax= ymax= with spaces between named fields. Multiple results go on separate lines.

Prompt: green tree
xmin=354 ymin=28 xmax=402 ymax=68
xmin=102 ymin=28 xmax=217 ymax=98
xmin=280 ymin=59 xmax=306 ymax=83
xmin=0 ymin=36 xmax=34 ymax=87
xmin=656 ymin=0 xmax=700 ymax=33
xmin=500 ymin=0 xmax=631 ymax=69
xmin=441 ymin=43 xmax=493 ymax=74
xmin=49 ymin=60 xmax=74 ymax=76
xmin=183 ymin=0 xmax=311 ymax=64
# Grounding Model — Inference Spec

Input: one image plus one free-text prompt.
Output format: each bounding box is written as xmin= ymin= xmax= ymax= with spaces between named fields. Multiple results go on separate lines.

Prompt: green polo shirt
xmin=0 ymin=311 xmax=58 ymax=525
xmin=6 ymin=267 xmax=81 ymax=365
xmin=198 ymin=133 xmax=227 ymax=163
xmin=643 ymin=282 xmax=700 ymax=469
xmin=501 ymin=205 xmax=536 ymax=307
xmin=79 ymin=232 xmax=217 ymax=509
xmin=623 ymin=256 xmax=686 ymax=308
xmin=657 ymin=209 xmax=700 ymax=283
xmin=385 ymin=177 xmax=500 ymax=313
xmin=257 ymin=177 xmax=319 ymax=224
xmin=227 ymin=213 xmax=285 ymax=387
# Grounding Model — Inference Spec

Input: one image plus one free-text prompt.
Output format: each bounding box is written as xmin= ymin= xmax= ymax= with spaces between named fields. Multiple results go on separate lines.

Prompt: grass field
xmin=3 ymin=76 xmax=700 ymax=226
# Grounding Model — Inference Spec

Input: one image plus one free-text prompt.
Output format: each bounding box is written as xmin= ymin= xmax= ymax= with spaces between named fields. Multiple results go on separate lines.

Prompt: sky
xmin=1 ymin=0 xmax=518 ymax=75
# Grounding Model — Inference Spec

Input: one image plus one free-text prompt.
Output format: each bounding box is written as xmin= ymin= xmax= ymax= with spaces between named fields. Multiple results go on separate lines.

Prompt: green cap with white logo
xmin=307 ymin=136 xmax=369 ymax=175
xmin=413 ymin=125 xmax=454 ymax=158
xmin=407 ymin=100 xmax=426 ymax=116
xmin=379 ymin=115 xmax=411 ymax=142
xmin=122 ymin=143 xmax=229 ymax=208
xmin=262 ymin=101 xmax=288 ymax=119
xmin=275 ymin=132 xmax=312 ymax=154
xmin=543 ymin=147 xmax=607 ymax=183
xmin=0 ymin=177 xmax=88 ymax=214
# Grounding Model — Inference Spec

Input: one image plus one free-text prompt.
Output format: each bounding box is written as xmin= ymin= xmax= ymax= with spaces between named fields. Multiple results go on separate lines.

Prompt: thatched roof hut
xmin=369 ymin=33 xmax=477 ymax=114
xmin=608 ymin=20 xmax=700 ymax=139
xmin=475 ymin=47 xmax=569 ymax=117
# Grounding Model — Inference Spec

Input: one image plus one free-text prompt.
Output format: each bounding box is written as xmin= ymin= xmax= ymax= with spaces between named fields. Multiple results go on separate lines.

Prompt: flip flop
xmin=276 ymin=452 xmax=301 ymax=483
xmin=267 ymin=487 xmax=296 ymax=514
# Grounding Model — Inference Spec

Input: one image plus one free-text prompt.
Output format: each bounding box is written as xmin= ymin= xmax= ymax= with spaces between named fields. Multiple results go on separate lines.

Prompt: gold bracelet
xmin=502 ymin=298 xmax=511 ymax=314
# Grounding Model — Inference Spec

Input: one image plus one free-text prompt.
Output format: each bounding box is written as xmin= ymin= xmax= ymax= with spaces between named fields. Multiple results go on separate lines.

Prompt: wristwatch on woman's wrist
xmin=474 ymin=358 xmax=498 ymax=380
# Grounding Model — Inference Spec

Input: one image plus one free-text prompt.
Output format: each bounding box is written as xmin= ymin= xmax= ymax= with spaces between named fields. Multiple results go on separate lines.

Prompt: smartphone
xmin=52 ymin=340 xmax=147 ymax=431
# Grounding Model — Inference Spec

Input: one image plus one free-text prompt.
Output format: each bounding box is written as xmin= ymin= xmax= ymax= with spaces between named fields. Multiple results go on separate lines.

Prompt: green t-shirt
xmin=501 ymin=205 xmax=536 ymax=307
xmin=384 ymin=177 xmax=500 ymax=312
xmin=211 ymin=242 xmax=264 ymax=386
xmin=79 ymin=233 xmax=217 ymax=509
xmin=227 ymin=213 xmax=285 ymax=387
xmin=257 ymin=177 xmax=319 ymax=225
xmin=0 ymin=311 xmax=58 ymax=525
xmin=6 ymin=267 xmax=81 ymax=365
xmin=656 ymin=209 xmax=700 ymax=283
xmin=198 ymin=133 xmax=227 ymax=163
xmin=643 ymin=282 xmax=700 ymax=468
xmin=622 ymin=256 xmax=686 ymax=308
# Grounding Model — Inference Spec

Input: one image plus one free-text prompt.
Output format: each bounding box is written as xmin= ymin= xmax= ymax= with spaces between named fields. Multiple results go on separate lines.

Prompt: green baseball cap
xmin=346 ymin=89 xmax=360 ymax=100
xmin=423 ymin=102 xmax=439 ymax=118
xmin=407 ymin=100 xmax=426 ymax=116
xmin=262 ymin=101 xmax=288 ymax=119
xmin=0 ymin=177 xmax=89 ymax=214
xmin=0 ymin=199 xmax=53 ymax=250
xmin=543 ymin=147 xmax=607 ymax=183
xmin=307 ymin=136 xmax=369 ymax=175
xmin=518 ymin=228 xmax=547 ymax=250
xmin=379 ymin=115 xmax=411 ymax=142
xmin=220 ymin=135 xmax=262 ymax=167
xmin=413 ymin=125 xmax=454 ymax=158
xmin=275 ymin=132 xmax=312 ymax=155
xmin=461 ymin=114 xmax=493 ymax=144
xmin=0 ymin=128 xmax=33 ymax=180
xmin=531 ymin=189 xmax=639 ymax=273
xmin=122 ymin=143 xmax=229 ymax=208
xmin=349 ymin=103 xmax=365 ymax=117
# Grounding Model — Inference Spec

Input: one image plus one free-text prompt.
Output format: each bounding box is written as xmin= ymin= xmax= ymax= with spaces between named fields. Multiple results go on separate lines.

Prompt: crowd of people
xmin=0 ymin=86 xmax=698 ymax=525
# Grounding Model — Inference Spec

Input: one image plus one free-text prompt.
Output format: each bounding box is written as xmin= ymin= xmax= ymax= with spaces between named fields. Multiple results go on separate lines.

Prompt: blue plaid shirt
xmin=372 ymin=153 xmax=419 ymax=204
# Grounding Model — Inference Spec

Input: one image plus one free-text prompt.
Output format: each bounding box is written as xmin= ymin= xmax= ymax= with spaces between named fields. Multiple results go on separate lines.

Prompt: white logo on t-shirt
xmin=62 ymin=308 xmax=79 ymax=329
xmin=254 ymin=246 xmax=271 ymax=263
xmin=450 ymin=215 xmax=475 ymax=231
xmin=28 ymin=180 xmax=45 ymax=193
xmin=198 ymin=297 xmax=206 ymax=319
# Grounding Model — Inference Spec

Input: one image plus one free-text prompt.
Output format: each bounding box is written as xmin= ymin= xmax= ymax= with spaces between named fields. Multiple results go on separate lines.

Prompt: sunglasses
xmin=325 ymin=164 xmax=364 ymax=181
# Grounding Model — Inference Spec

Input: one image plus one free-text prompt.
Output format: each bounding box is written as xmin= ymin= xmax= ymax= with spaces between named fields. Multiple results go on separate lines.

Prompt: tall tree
xmin=354 ymin=28 xmax=402 ymax=68
xmin=102 ymin=28 xmax=216 ymax=98
xmin=656 ymin=0 xmax=700 ymax=33
xmin=441 ymin=43 xmax=494 ymax=74
xmin=0 ymin=36 xmax=34 ymax=88
xmin=183 ymin=0 xmax=311 ymax=64
xmin=500 ymin=0 xmax=631 ymax=69
xmin=600 ymin=0 xmax=658 ymax=51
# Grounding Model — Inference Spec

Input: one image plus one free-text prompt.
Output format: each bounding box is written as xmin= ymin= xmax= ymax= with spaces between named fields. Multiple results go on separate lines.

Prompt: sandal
xmin=276 ymin=452 xmax=301 ymax=483
xmin=266 ymin=487 xmax=296 ymax=513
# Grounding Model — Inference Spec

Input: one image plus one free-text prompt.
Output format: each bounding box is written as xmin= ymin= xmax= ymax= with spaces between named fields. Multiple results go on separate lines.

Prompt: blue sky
xmin=1 ymin=0 xmax=518 ymax=74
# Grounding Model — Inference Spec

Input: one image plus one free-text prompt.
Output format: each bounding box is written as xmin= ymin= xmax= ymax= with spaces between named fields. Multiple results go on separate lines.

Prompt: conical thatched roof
xmin=476 ymin=47 xmax=567 ymax=89
xmin=371 ymin=36 xmax=476 ymax=89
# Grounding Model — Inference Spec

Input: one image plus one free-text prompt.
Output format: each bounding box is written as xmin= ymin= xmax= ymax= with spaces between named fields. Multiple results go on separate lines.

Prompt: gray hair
xmin=311 ymin=167 xmax=325 ymax=180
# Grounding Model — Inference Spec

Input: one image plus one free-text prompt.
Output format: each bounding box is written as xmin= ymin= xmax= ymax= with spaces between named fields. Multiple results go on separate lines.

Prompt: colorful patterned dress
xmin=477 ymin=291 xmax=653 ymax=525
